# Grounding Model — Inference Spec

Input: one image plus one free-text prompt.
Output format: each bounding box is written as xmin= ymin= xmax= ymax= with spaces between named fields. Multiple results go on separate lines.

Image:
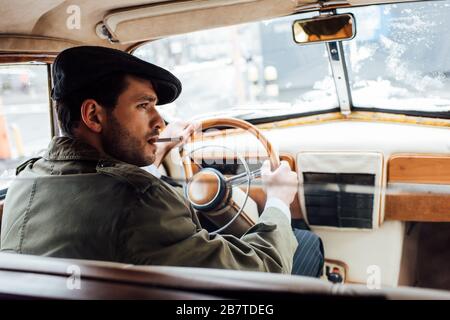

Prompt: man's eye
xmin=138 ymin=103 xmax=149 ymax=109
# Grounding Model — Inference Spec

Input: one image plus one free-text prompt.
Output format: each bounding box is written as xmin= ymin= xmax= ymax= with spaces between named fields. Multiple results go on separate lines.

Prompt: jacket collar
xmin=43 ymin=136 xmax=115 ymax=162
xmin=43 ymin=136 xmax=160 ymax=193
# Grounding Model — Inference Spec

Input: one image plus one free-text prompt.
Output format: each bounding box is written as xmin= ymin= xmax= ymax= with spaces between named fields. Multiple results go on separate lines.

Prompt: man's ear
xmin=80 ymin=99 xmax=107 ymax=133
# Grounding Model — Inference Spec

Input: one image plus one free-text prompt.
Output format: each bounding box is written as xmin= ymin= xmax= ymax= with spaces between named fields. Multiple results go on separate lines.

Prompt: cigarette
xmin=155 ymin=136 xmax=183 ymax=143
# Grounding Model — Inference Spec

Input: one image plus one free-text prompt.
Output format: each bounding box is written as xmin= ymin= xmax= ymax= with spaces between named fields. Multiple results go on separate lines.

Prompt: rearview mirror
xmin=292 ymin=14 xmax=355 ymax=44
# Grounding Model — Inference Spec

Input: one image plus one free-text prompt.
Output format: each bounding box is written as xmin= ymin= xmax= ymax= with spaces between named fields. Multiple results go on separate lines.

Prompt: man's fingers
xmin=262 ymin=160 xmax=292 ymax=175
xmin=192 ymin=121 xmax=202 ymax=133
xmin=178 ymin=120 xmax=189 ymax=128
xmin=280 ymin=160 xmax=290 ymax=168
xmin=261 ymin=160 xmax=271 ymax=175
xmin=175 ymin=124 xmax=193 ymax=145
xmin=279 ymin=161 xmax=292 ymax=173
xmin=183 ymin=124 xmax=195 ymax=137
xmin=179 ymin=123 xmax=191 ymax=133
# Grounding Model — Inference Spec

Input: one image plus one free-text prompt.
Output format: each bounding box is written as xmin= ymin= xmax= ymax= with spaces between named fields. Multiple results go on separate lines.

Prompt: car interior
xmin=0 ymin=0 xmax=449 ymax=299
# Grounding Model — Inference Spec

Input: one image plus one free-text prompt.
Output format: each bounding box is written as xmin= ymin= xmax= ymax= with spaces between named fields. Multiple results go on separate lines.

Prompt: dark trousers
xmin=291 ymin=228 xmax=324 ymax=277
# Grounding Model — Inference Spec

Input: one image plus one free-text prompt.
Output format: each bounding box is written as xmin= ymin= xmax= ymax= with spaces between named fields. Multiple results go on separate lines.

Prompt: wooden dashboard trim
xmin=385 ymin=154 xmax=450 ymax=222
xmin=385 ymin=194 xmax=450 ymax=222
xmin=388 ymin=154 xmax=450 ymax=184
xmin=0 ymin=53 xmax=55 ymax=64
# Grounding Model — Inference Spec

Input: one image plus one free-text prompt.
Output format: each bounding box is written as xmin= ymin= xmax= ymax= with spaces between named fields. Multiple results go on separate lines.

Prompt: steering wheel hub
xmin=185 ymin=168 xmax=228 ymax=211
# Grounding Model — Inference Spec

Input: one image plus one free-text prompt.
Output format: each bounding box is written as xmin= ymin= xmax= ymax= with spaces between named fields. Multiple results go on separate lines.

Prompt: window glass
xmin=0 ymin=64 xmax=51 ymax=189
xmin=340 ymin=1 xmax=450 ymax=112
xmin=134 ymin=13 xmax=338 ymax=122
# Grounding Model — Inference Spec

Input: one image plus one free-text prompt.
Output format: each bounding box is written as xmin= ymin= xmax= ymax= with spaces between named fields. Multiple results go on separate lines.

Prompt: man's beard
xmin=101 ymin=113 xmax=156 ymax=167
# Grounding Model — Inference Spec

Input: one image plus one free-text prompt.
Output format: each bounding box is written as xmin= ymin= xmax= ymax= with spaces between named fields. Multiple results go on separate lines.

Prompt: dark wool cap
xmin=51 ymin=46 xmax=182 ymax=105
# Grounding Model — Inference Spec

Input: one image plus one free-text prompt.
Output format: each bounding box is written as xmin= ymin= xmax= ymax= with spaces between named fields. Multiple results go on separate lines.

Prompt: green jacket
xmin=1 ymin=137 xmax=298 ymax=273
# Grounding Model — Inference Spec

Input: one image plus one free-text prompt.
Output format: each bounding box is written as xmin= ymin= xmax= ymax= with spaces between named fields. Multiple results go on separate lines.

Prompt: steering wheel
xmin=180 ymin=118 xmax=280 ymax=235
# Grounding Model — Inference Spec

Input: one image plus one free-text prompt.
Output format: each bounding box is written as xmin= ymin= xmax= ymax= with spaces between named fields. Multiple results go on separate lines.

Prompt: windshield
xmin=340 ymin=1 xmax=450 ymax=113
xmin=134 ymin=0 xmax=450 ymax=121
xmin=134 ymin=13 xmax=338 ymax=121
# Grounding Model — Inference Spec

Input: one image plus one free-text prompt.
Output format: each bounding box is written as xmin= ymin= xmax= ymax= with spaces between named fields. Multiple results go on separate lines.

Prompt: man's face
xmin=100 ymin=75 xmax=164 ymax=167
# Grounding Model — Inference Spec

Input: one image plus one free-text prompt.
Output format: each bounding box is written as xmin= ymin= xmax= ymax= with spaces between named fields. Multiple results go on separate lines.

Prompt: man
xmin=0 ymin=46 xmax=323 ymax=277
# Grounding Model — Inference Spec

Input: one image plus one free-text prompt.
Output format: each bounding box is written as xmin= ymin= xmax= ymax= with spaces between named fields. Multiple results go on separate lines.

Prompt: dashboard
xmin=174 ymin=118 xmax=450 ymax=286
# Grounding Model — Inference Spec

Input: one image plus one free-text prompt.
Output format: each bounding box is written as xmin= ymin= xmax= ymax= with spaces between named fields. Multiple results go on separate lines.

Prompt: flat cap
xmin=51 ymin=46 xmax=182 ymax=105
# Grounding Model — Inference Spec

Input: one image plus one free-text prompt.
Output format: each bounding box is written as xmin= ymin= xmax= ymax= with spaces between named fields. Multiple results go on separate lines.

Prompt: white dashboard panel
xmin=315 ymin=221 xmax=405 ymax=286
xmin=263 ymin=121 xmax=450 ymax=157
xmin=296 ymin=151 xmax=383 ymax=230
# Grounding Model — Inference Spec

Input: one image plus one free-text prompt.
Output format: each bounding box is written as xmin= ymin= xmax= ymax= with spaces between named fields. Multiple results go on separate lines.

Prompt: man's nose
xmin=150 ymin=107 xmax=165 ymax=132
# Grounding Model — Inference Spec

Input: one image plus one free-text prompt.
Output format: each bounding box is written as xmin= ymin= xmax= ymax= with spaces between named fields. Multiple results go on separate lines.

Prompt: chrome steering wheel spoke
xmin=226 ymin=168 xmax=261 ymax=187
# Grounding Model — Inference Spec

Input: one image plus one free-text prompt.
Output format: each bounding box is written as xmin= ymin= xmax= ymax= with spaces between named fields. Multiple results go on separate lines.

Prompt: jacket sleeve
xmin=116 ymin=181 xmax=298 ymax=274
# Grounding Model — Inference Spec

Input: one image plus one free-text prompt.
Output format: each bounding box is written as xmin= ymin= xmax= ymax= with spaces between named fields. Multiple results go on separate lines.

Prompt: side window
xmin=0 ymin=64 xmax=51 ymax=190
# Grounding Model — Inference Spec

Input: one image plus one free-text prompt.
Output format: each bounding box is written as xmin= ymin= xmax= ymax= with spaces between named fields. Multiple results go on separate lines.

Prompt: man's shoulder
xmin=96 ymin=161 xmax=161 ymax=193
xmin=15 ymin=156 xmax=161 ymax=195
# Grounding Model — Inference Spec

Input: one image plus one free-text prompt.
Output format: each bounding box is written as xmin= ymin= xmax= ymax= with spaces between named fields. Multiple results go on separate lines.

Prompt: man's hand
xmin=261 ymin=160 xmax=298 ymax=207
xmin=153 ymin=120 xmax=201 ymax=167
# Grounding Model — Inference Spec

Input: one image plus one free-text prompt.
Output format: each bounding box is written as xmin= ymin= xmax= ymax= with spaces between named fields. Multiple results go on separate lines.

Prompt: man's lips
xmin=147 ymin=136 xmax=159 ymax=144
